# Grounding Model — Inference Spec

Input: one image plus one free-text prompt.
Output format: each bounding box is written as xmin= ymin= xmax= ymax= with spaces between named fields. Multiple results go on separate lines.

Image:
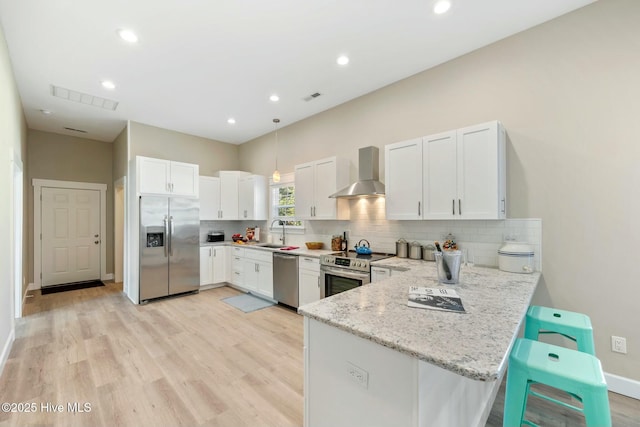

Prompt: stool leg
xmin=576 ymin=329 xmax=596 ymax=356
xmin=583 ymin=387 xmax=612 ymax=427
xmin=503 ymin=369 xmax=529 ymax=427
xmin=524 ymin=316 xmax=540 ymax=342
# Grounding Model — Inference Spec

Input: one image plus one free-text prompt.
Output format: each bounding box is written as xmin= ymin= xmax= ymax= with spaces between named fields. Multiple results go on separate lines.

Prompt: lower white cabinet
xmin=238 ymin=248 xmax=274 ymax=298
xmin=199 ymin=246 xmax=228 ymax=286
xmin=371 ymin=266 xmax=393 ymax=283
xmin=299 ymin=256 xmax=321 ymax=306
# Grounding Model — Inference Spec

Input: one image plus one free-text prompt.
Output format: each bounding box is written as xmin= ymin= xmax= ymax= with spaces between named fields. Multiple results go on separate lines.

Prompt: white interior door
xmin=41 ymin=187 xmax=101 ymax=286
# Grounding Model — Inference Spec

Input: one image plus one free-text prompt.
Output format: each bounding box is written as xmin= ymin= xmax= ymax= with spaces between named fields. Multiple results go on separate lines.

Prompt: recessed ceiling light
xmin=433 ymin=0 xmax=451 ymax=15
xmin=337 ymin=55 xmax=350 ymax=66
xmin=101 ymin=80 xmax=116 ymax=90
xmin=117 ymin=28 xmax=138 ymax=43
xmin=227 ymin=118 xmax=236 ymax=125
xmin=40 ymin=109 xmax=52 ymax=115
xmin=270 ymin=94 xmax=280 ymax=102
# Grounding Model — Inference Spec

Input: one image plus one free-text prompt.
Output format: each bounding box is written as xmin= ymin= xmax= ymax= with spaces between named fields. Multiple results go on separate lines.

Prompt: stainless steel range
xmin=320 ymin=251 xmax=393 ymax=298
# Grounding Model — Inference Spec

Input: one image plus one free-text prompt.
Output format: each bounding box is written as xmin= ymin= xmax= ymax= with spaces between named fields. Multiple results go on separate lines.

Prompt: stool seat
xmin=525 ymin=306 xmax=595 ymax=355
xmin=504 ymin=338 xmax=611 ymax=427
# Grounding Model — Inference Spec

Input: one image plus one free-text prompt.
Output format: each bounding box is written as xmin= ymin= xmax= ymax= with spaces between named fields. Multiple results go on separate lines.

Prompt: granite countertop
xmin=298 ymin=262 xmax=540 ymax=382
xmin=370 ymin=256 xmax=427 ymax=271
xmin=199 ymin=241 xmax=336 ymax=258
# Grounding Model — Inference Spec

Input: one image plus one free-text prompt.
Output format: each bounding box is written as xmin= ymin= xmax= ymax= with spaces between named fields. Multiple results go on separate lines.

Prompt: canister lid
xmin=498 ymin=242 xmax=534 ymax=256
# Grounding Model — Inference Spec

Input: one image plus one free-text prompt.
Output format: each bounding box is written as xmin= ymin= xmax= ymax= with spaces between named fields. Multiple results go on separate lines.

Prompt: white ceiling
xmin=0 ymin=0 xmax=595 ymax=144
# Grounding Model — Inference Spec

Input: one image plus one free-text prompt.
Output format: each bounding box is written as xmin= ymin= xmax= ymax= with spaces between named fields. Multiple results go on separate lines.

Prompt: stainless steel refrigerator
xmin=139 ymin=196 xmax=199 ymax=302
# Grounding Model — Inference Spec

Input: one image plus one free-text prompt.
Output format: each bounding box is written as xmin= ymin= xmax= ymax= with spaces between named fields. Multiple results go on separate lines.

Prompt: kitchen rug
xmin=222 ymin=293 xmax=275 ymax=313
xmin=41 ymin=280 xmax=104 ymax=295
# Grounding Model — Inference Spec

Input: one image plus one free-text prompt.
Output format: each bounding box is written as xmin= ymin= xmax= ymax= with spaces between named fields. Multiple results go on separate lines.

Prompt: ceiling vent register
xmin=50 ymin=85 xmax=119 ymax=111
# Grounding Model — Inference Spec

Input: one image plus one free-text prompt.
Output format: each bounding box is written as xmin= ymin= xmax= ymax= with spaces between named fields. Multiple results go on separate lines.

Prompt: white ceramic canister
xmin=498 ymin=242 xmax=534 ymax=273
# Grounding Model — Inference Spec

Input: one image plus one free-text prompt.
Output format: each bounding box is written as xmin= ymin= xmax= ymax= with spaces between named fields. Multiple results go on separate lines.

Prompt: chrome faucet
xmin=270 ymin=219 xmax=286 ymax=245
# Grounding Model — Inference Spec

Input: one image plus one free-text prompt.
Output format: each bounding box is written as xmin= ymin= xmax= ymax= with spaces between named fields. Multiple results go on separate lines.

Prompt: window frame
xmin=270 ymin=172 xmax=304 ymax=232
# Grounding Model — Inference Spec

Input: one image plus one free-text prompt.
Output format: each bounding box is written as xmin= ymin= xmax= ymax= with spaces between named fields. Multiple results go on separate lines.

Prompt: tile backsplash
xmin=200 ymin=198 xmax=543 ymax=271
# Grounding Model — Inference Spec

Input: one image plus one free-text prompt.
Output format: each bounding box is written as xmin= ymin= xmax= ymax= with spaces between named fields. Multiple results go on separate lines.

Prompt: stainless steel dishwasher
xmin=273 ymin=252 xmax=299 ymax=308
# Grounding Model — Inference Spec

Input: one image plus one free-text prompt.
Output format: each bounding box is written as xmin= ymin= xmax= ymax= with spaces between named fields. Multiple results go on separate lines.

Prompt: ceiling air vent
xmin=63 ymin=126 xmax=88 ymax=134
xmin=303 ymin=92 xmax=322 ymax=102
xmin=51 ymin=85 xmax=119 ymax=111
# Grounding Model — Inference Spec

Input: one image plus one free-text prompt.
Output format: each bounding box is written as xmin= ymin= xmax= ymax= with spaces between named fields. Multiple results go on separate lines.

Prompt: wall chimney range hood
xmin=330 ymin=146 xmax=385 ymax=198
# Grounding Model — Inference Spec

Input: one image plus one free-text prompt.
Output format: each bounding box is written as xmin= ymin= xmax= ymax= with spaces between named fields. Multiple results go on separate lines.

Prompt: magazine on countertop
xmin=407 ymin=286 xmax=466 ymax=313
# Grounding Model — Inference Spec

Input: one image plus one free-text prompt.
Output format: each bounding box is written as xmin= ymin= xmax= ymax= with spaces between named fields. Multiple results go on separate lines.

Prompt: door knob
xmin=94 ymin=234 xmax=99 ymax=238
xmin=94 ymin=240 xmax=100 ymax=244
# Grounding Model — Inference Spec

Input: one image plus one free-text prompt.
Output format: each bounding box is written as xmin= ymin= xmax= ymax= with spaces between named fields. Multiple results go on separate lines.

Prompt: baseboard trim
xmin=0 ymin=328 xmax=15 ymax=377
xmin=605 ymin=372 xmax=640 ymax=400
xmin=102 ymin=273 xmax=114 ymax=281
xmin=27 ymin=282 xmax=39 ymax=291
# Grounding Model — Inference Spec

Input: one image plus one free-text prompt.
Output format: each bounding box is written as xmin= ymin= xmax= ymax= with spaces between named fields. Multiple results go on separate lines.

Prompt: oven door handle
xmin=321 ymin=266 xmax=369 ymax=280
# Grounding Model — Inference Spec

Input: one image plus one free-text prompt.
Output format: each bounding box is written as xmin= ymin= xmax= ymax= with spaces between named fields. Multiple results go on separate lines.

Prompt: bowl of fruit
xmin=232 ymin=233 xmax=246 ymax=243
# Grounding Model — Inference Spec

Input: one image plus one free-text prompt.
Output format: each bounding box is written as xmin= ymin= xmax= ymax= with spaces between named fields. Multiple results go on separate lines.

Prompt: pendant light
xmin=272 ymin=118 xmax=281 ymax=183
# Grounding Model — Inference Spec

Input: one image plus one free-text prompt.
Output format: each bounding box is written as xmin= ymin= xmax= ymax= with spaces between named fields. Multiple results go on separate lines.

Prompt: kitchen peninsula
xmin=298 ymin=261 xmax=540 ymax=427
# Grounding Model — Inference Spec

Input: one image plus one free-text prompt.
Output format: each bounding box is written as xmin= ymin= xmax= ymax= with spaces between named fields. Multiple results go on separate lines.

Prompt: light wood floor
xmin=1 ymin=283 xmax=638 ymax=427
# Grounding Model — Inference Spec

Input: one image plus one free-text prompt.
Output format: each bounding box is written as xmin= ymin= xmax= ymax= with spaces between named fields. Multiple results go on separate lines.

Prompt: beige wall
xmin=239 ymin=0 xmax=640 ymax=379
xmin=112 ymin=124 xmax=128 ymax=182
xmin=27 ymin=130 xmax=114 ymax=282
xmin=129 ymin=121 xmax=240 ymax=175
xmin=0 ymin=23 xmax=27 ymax=358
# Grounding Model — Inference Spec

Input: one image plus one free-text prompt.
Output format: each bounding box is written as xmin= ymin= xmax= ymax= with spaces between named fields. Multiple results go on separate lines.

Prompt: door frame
xmin=33 ymin=179 xmax=107 ymax=289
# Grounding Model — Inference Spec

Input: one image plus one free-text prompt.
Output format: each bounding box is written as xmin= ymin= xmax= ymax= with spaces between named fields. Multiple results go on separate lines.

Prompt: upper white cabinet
xmin=295 ymin=157 xmax=350 ymax=220
xmin=199 ymin=176 xmax=220 ymax=220
xmin=137 ymin=156 xmax=199 ymax=197
xmin=385 ymin=120 xmax=506 ymax=220
xmin=215 ymin=171 xmax=249 ymax=220
xmin=200 ymin=172 xmax=267 ymax=220
xmin=239 ymin=175 xmax=268 ymax=220
xmin=384 ymin=138 xmax=423 ymax=220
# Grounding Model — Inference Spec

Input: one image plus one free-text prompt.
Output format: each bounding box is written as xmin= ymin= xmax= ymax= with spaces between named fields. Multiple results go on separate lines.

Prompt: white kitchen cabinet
xmin=200 ymin=247 xmax=212 ymax=286
xmin=137 ymin=156 xmax=199 ymax=197
xmin=422 ymin=131 xmax=458 ymax=219
xmin=385 ymin=121 xmax=506 ymax=220
xmin=299 ymin=256 xmax=321 ymax=306
xmin=214 ymin=171 xmax=250 ymax=220
xmin=384 ymin=138 xmax=423 ymax=220
xmin=238 ymin=175 xmax=268 ymax=220
xmin=242 ymin=249 xmax=273 ymax=298
xmin=230 ymin=247 xmax=245 ymax=287
xmin=200 ymin=246 xmax=228 ymax=286
xmin=199 ymin=176 xmax=221 ymax=220
xmin=295 ymin=157 xmax=350 ymax=220
xmin=423 ymin=121 xmax=506 ymax=219
xmin=371 ymin=266 xmax=393 ymax=283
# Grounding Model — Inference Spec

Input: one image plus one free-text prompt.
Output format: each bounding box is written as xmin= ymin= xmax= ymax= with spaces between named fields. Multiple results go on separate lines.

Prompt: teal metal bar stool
xmin=504 ymin=338 xmax=611 ymax=427
xmin=525 ymin=306 xmax=596 ymax=355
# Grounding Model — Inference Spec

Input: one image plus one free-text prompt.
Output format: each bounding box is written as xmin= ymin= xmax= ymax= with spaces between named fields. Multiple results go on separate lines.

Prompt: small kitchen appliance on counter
xmin=207 ymin=231 xmax=224 ymax=242
xmin=498 ymin=242 xmax=534 ymax=273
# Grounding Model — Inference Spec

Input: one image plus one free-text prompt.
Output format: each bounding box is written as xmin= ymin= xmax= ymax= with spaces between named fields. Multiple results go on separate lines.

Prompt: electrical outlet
xmin=611 ymin=336 xmax=627 ymax=354
xmin=347 ymin=362 xmax=369 ymax=389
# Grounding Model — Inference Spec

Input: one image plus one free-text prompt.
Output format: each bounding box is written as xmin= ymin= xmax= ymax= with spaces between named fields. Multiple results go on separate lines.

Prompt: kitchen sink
xmin=257 ymin=243 xmax=287 ymax=249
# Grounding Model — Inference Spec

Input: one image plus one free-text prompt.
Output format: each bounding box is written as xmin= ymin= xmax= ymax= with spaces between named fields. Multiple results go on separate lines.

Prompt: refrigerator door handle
xmin=168 ymin=215 xmax=174 ymax=256
xmin=163 ymin=216 xmax=169 ymax=257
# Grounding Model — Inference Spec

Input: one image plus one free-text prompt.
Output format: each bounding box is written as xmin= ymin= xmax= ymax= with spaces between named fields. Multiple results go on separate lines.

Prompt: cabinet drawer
xmin=232 ymin=256 xmax=243 ymax=270
xmin=299 ymin=256 xmax=320 ymax=272
xmin=244 ymin=248 xmax=273 ymax=263
xmin=231 ymin=247 xmax=245 ymax=257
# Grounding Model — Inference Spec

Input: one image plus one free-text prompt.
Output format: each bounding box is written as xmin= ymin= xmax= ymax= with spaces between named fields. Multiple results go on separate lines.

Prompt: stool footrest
xmin=529 ymin=390 xmax=584 ymax=413
xmin=537 ymin=330 xmax=579 ymax=343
